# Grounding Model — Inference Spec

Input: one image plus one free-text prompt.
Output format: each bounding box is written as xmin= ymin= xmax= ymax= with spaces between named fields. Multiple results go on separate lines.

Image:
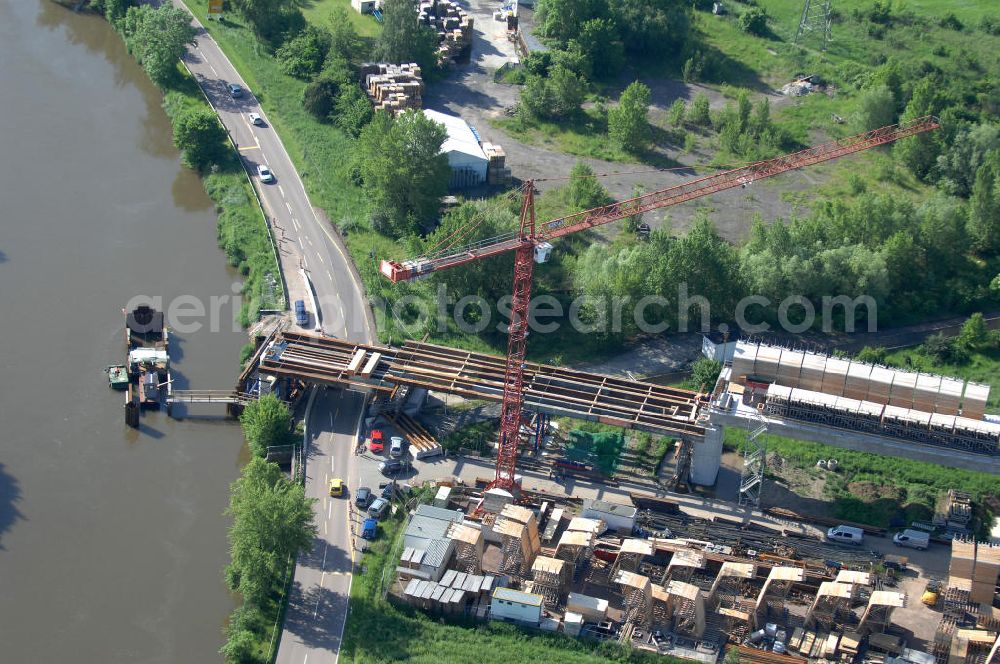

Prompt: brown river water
xmin=0 ymin=1 xmax=248 ymax=660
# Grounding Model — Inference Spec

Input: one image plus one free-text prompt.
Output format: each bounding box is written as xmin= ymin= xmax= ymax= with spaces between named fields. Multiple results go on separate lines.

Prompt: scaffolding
xmin=739 ymin=411 xmax=767 ymax=508
xmin=666 ymin=580 xmax=707 ymax=638
xmin=805 ymin=582 xmax=854 ymax=630
xmin=494 ymin=504 xmax=540 ymax=578
xmin=555 ymin=530 xmax=595 ymax=580
xmin=610 ymin=539 xmax=654 ymax=581
xmin=661 ymin=548 xmax=706 ymax=585
xmin=754 ymin=566 xmax=804 ymax=628
xmin=615 ymin=570 xmax=653 ymax=629
xmin=858 ymin=590 xmax=906 ymax=635
xmin=531 ymin=556 xmax=569 ymax=609
xmin=708 ymin=561 xmax=757 ymax=609
xmin=447 ymin=522 xmax=484 ymax=574
xmin=835 ymin=569 xmax=873 ymax=604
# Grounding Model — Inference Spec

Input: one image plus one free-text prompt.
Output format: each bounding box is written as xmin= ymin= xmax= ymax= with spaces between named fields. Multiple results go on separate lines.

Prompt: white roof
xmin=422 ymin=109 xmax=487 ymax=163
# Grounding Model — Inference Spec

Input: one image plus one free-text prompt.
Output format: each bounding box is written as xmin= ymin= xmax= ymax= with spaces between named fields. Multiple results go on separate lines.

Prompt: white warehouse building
xmin=422 ymin=109 xmax=489 ymax=188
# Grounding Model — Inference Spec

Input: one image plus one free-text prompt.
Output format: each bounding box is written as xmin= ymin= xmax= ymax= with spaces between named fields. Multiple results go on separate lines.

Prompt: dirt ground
xmin=423 ymin=0 xmax=814 ymax=242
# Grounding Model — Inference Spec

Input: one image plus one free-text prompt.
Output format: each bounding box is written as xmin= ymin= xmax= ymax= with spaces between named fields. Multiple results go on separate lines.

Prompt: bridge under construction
xmin=254 ymin=329 xmax=708 ymax=441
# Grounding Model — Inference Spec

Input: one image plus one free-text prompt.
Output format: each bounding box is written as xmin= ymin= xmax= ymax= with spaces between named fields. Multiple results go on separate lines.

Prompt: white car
xmin=256 ymin=164 xmax=274 ymax=183
xmin=248 ymin=112 xmax=264 ymax=127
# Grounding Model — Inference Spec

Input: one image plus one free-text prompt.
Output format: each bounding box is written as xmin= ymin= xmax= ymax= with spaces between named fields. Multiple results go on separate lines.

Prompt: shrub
xmin=688 ymin=92 xmax=711 ymax=127
xmin=302 ymin=77 xmax=341 ymax=122
xmin=276 ymin=26 xmax=330 ymax=80
xmin=738 ymin=7 xmax=768 ymax=36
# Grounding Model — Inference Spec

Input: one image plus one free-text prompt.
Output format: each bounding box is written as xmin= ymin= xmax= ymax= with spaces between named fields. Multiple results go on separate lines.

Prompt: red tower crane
xmin=380 ymin=116 xmax=940 ymax=493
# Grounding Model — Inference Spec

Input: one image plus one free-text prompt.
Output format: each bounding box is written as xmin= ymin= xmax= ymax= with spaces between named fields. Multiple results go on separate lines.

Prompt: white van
xmin=826 ymin=525 xmax=864 ymax=546
xmin=893 ymin=529 xmax=930 ymax=551
xmin=389 ymin=436 xmax=404 ymax=458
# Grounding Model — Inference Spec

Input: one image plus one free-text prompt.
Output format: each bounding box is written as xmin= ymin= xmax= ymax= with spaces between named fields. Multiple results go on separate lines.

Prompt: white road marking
xmin=262 ymin=153 xmax=269 ymax=166
xmin=331 ymin=456 xmax=335 ymax=472
xmin=313 ymin=596 xmax=322 ymax=618
xmin=302 ymin=255 xmax=309 ymax=269
xmin=293 ymin=218 xmax=301 ymax=231
xmin=328 ymin=501 xmax=332 ymax=519
xmin=298 ymin=238 xmax=304 ymax=251
xmin=307 ymin=235 xmax=314 ymax=246
xmin=278 ymin=185 xmax=286 ymax=198
xmin=303 ymin=656 xmax=308 ymax=664
xmin=326 ymin=270 xmax=333 ymax=282
xmin=339 ymin=305 xmax=345 ymax=322
xmin=330 ymin=412 xmax=334 ymax=427
xmin=322 ymin=542 xmax=329 ymax=568
xmin=285 ymin=201 xmax=293 ymax=214
xmin=210 ymin=65 xmax=219 ymax=76
xmin=316 ymin=253 xmax=324 ymax=265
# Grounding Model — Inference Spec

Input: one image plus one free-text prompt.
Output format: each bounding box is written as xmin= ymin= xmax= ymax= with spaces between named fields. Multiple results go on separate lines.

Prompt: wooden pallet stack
xmin=948 ymin=539 xmax=999 ymax=607
xmin=482 ymin=142 xmax=511 ymax=186
xmin=361 ymin=63 xmax=424 ymax=114
xmin=417 ymin=0 xmax=474 ymax=64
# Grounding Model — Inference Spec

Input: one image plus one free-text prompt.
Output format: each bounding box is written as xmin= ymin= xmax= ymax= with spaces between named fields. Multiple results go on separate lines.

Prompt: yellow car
xmin=329 ymin=478 xmax=344 ymax=497
xmin=922 ymin=580 xmax=940 ymax=607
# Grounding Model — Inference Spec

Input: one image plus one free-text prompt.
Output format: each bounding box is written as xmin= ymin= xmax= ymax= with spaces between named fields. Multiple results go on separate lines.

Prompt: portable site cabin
xmin=490 ymin=587 xmax=543 ymax=626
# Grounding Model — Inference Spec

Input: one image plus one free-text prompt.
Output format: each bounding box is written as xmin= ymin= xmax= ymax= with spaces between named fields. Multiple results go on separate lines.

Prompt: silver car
xmin=256 ymin=164 xmax=274 ymax=183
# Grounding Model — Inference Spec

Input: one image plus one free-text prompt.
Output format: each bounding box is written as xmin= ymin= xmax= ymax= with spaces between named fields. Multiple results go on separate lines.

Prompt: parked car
xmin=389 ymin=436 xmax=404 ymax=458
xmin=355 ymin=486 xmax=372 ymax=508
xmin=228 ymin=83 xmax=243 ymax=97
xmin=248 ymin=112 xmax=264 ymax=126
xmin=257 ymin=163 xmax=274 ymax=183
xmin=369 ymin=429 xmax=384 ymax=454
xmin=922 ymin=579 xmax=941 ymax=607
xmin=361 ymin=517 xmax=378 ymax=540
xmin=893 ymin=529 xmax=930 ymax=551
xmin=378 ymin=459 xmax=403 ymax=476
xmin=826 ymin=525 xmax=864 ymax=546
xmin=294 ymin=300 xmax=308 ymax=326
xmin=368 ymin=497 xmax=389 ymax=519
xmin=328 ymin=477 xmax=344 ymax=497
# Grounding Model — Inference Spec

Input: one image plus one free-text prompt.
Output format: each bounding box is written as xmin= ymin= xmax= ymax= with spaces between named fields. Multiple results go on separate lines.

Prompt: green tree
xmin=230 ymin=0 xmax=303 ymax=45
xmin=690 ymin=358 xmax=722 ymax=390
xmin=968 ymin=152 xmax=1000 ymax=254
xmin=567 ymin=161 xmax=611 ymax=211
xmin=688 ymin=92 xmax=711 ymax=127
xmin=608 ymin=80 xmax=652 ymax=153
xmin=668 ymin=99 xmax=686 ymax=126
xmin=276 ymin=25 xmax=330 ymax=80
xmin=123 ymin=5 xmax=196 ymax=87
xmin=375 ymin=0 xmax=439 ymax=71
xmin=957 ymin=313 xmax=989 ymax=349
xmin=738 ymin=6 xmax=768 ymax=36
xmin=357 ymin=110 xmax=451 ymax=236
xmin=894 ymin=78 xmax=942 ymax=180
xmin=535 ymin=0 xmax=609 ymax=45
xmin=611 ymin=0 xmax=691 ymax=55
xmin=171 ymin=107 xmax=228 ymax=172
xmin=521 ymin=64 xmax=585 ymax=120
xmin=225 ymin=458 xmax=316 ymax=606
xmin=334 ymin=84 xmax=375 ymax=137
xmin=326 ymin=8 xmax=365 ymax=64
xmin=239 ymin=394 xmax=292 ymax=458
xmin=104 ymin=0 xmax=131 ymax=26
xmin=853 ymin=84 xmax=896 ymax=132
xmin=571 ymin=18 xmax=625 ymax=80
xmin=937 ymin=124 xmax=1000 ymax=198
xmin=302 ymin=77 xmax=341 ymax=121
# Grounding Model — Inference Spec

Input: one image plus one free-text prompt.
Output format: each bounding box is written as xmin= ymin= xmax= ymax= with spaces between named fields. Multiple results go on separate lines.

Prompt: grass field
xmin=725 ymin=427 xmax=1000 ymax=530
xmin=298 ymin=0 xmax=382 ymax=37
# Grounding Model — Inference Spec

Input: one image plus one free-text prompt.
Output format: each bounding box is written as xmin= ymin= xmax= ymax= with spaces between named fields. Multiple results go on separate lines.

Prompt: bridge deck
xmin=167 ymin=390 xmax=256 ymax=405
xmin=258 ymin=332 xmax=707 ymax=438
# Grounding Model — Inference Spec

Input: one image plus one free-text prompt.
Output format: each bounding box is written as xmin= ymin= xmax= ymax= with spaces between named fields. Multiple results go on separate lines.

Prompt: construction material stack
xmin=482 ymin=142 xmax=512 ymax=186
xmin=417 ymin=0 xmax=473 ymax=64
xmin=361 ymin=63 xmax=424 ymax=114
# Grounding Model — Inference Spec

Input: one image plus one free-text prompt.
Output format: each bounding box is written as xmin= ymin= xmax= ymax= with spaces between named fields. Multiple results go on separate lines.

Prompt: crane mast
xmin=380 ymin=116 xmax=940 ymax=493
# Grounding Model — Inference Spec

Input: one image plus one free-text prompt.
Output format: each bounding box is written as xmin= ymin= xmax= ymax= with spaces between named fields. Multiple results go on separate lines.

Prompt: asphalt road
xmin=173 ymin=5 xmax=374 ymax=662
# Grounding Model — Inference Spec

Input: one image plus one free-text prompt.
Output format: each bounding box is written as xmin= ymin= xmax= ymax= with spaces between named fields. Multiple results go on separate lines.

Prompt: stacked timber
xmin=843 ymin=361 xmax=872 ymax=400
xmin=361 ymin=63 xmax=424 ymax=114
xmin=482 ymin=142 xmax=511 ymax=186
xmin=938 ymin=377 xmax=964 ymax=415
xmin=913 ymin=374 xmax=942 ymax=413
xmin=820 ymin=357 xmax=849 ymax=396
xmin=866 ymin=366 xmax=893 ymax=404
xmin=948 ymin=539 xmax=999 ymax=606
xmin=417 ymin=0 xmax=473 ymax=64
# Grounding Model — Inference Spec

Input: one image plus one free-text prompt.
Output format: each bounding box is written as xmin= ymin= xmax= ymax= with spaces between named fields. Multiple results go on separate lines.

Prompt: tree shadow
xmin=0 ymin=249 xmax=7 ymax=263
xmin=0 ymin=463 xmax=25 ymax=550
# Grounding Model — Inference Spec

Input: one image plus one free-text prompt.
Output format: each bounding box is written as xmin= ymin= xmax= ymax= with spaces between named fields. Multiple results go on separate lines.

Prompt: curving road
xmin=173 ymin=4 xmax=374 ymax=662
